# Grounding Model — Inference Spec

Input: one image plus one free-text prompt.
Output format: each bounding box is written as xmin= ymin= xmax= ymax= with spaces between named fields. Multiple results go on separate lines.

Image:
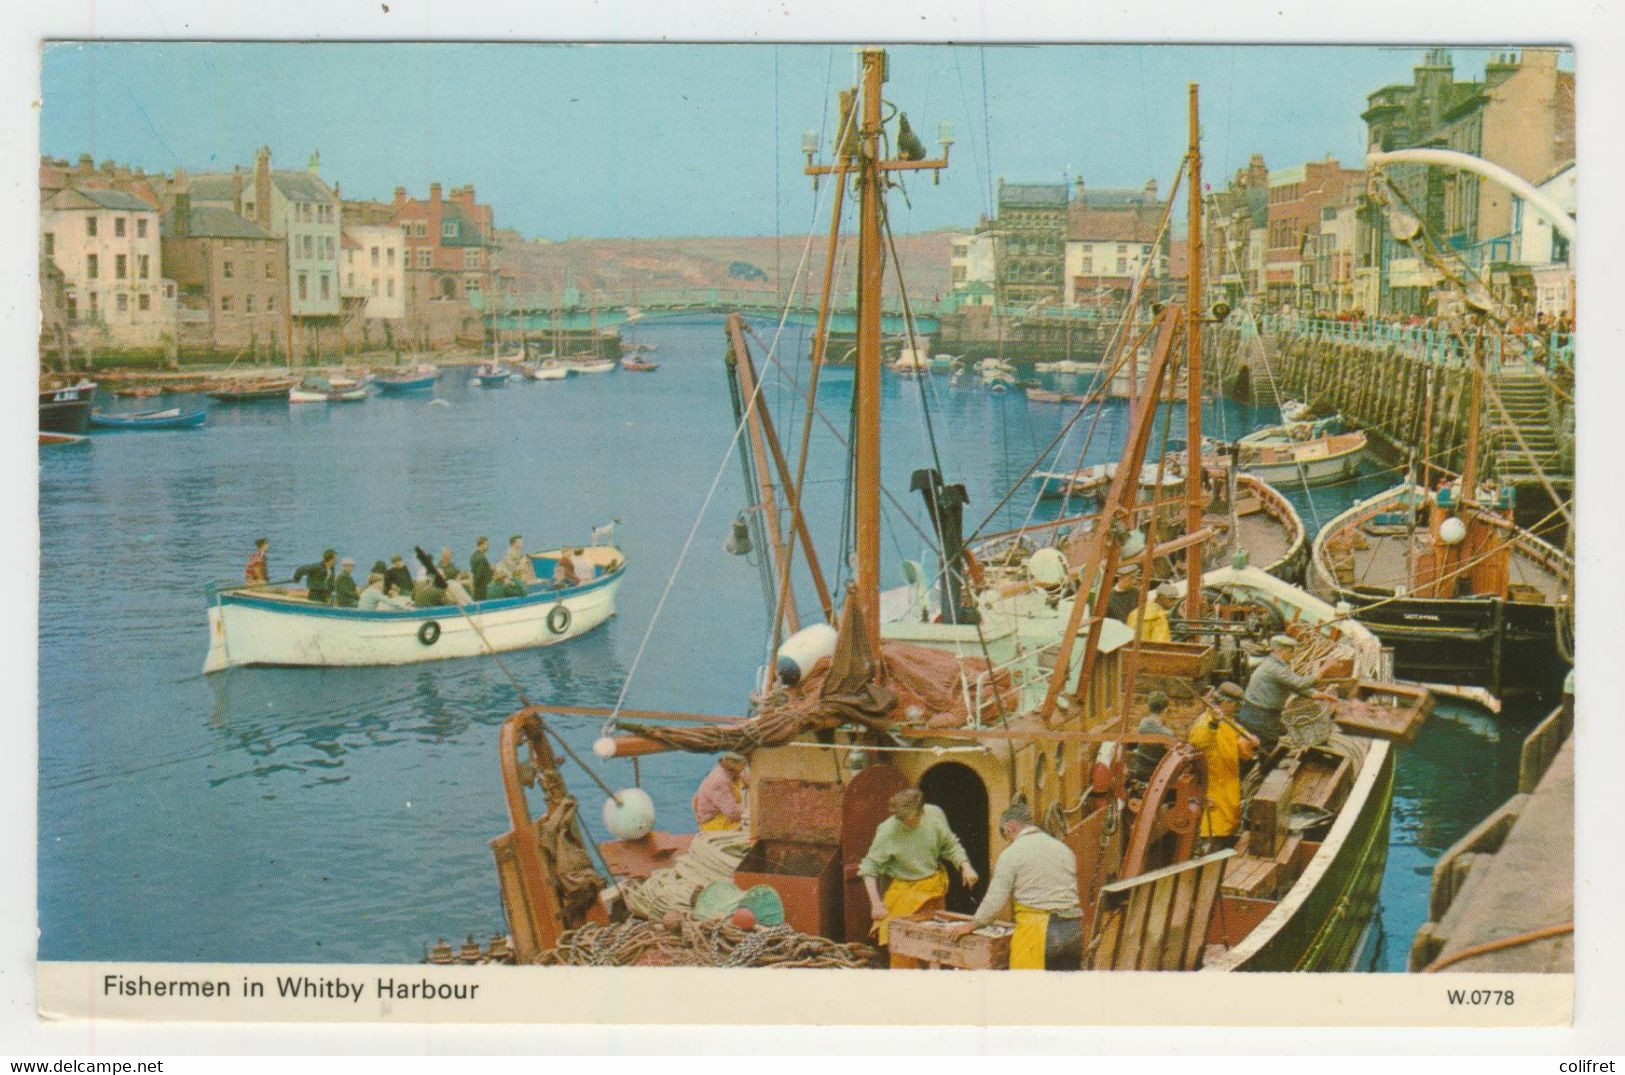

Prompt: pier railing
xmin=1259 ymin=314 xmax=1574 ymax=372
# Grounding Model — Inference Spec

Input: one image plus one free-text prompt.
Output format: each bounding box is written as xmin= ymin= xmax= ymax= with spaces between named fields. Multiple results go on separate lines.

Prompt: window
xmin=43 ymin=233 xmax=54 ymax=256
xmin=416 ymin=249 xmax=431 ymax=268
xmin=88 ymin=291 xmax=98 ymax=313
xmin=116 ymin=293 xmax=128 ymax=312
xmin=221 ymin=294 xmax=232 ymax=312
xmin=386 ymin=278 xmax=394 ymax=298
xmin=115 ymin=217 xmax=126 ymax=238
xmin=464 ymin=249 xmax=481 ymax=269
xmin=138 ymin=293 xmax=150 ymax=311
xmin=324 ymin=236 xmax=334 ymax=259
xmin=414 ymin=222 xmax=426 ymax=238
xmin=245 ymin=294 xmax=255 ymax=313
xmin=115 ymin=253 xmax=127 ymax=279
xmin=386 ymin=247 xmax=395 ymax=266
xmin=1116 ymin=257 xmax=1128 ymax=273
xmin=137 ymin=219 xmax=148 ymax=238
xmin=244 ymin=202 xmax=254 ymax=216
xmin=138 ymin=255 xmax=149 ymax=280
xmin=302 ymin=235 xmax=313 ymax=258
xmin=264 ymin=262 xmax=273 ymax=279
xmin=86 ymin=216 xmax=98 ymax=237
xmin=370 ymin=246 xmax=379 ymax=266
xmin=223 ymin=261 xmax=234 ymax=279
xmin=370 ymin=280 xmax=378 ymax=296
xmin=319 ymin=273 xmax=330 ymax=299
xmin=267 ymin=294 xmax=275 ymax=312
xmin=442 ymin=221 xmax=457 ymax=239
xmin=66 ymin=296 xmax=77 ymax=322
xmin=297 ymin=273 xmax=308 ymax=300
xmin=86 ymin=254 xmax=99 ymax=279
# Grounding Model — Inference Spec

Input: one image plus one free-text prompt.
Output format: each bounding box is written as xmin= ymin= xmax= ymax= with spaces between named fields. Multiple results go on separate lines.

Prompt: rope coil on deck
xmin=538 ymin=914 xmax=878 ymax=969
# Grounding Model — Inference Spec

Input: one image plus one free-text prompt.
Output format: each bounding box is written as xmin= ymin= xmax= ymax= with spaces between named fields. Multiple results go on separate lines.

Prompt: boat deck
xmin=1342 ymin=531 xmax=1567 ymax=602
xmin=1227 ymin=509 xmax=1293 ymax=570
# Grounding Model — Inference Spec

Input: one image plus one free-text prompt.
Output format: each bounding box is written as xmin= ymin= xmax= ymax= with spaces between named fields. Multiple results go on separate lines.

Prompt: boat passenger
xmin=370 ymin=559 xmax=389 ymax=583
xmin=946 ymin=802 xmax=1083 ymax=970
xmin=858 ymin=788 xmax=978 ymax=948
xmin=691 ymin=751 xmax=749 ymax=833
xmin=243 ymin=538 xmax=269 ymax=587
xmin=469 ymin=536 xmax=493 ymax=601
xmin=1125 ymin=582 xmax=1179 ymax=644
xmin=332 ymin=557 xmax=360 ymax=608
xmin=358 ymin=573 xmax=400 ymax=611
xmin=292 ymin=549 xmax=337 ymax=604
xmin=1239 ymin=634 xmax=1339 ymax=753
xmin=497 ymin=535 xmax=533 ymax=582
xmin=412 ymin=573 xmax=449 ymax=608
xmin=384 ymin=555 xmax=414 ymax=597
xmin=437 ymin=547 xmax=460 ymax=581
xmin=446 ymin=572 xmax=476 ymax=606
xmin=1188 ymin=682 xmax=1256 ymax=849
xmin=1127 ymin=690 xmax=1175 ymax=783
xmin=552 ymin=549 xmax=581 ymax=589
xmin=1105 ymin=567 xmax=1142 ymax=622
xmin=489 ymin=567 xmax=526 ymax=598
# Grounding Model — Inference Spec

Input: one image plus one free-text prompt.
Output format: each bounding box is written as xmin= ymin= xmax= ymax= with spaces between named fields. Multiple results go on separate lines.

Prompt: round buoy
xmin=1028 ymin=546 xmax=1067 ymax=587
xmin=1439 ymin=516 xmax=1468 ymax=545
xmin=601 ymin=787 xmax=655 ymax=840
xmin=661 ymin=910 xmax=684 ymax=932
xmin=592 ymin=737 xmax=617 ymax=759
xmin=730 ymin=907 xmax=757 ymax=931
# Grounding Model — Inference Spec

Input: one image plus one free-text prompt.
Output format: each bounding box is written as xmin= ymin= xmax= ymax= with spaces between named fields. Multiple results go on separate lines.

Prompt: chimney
xmin=100 ymin=159 xmax=115 ymax=175
xmin=76 ymin=154 xmax=93 ymax=176
xmin=393 ymin=186 xmax=407 ymax=210
xmin=173 ymin=191 xmax=191 ymax=238
xmin=308 ymin=150 xmax=321 ymax=176
xmin=232 ymin=165 xmax=244 ymax=215
xmin=1145 ymin=177 xmax=1158 ymax=202
xmin=429 ymin=182 xmax=442 ymax=204
xmin=1073 ymin=176 xmax=1085 ymax=202
xmin=1248 ymin=153 xmax=1268 ymax=189
xmin=254 ymin=146 xmax=272 ymax=232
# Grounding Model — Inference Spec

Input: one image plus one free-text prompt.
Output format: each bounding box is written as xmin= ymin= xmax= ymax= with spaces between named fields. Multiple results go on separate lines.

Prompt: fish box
xmin=1333 ymin=679 xmax=1434 ymax=744
xmin=888 ymin=912 xmax=1013 ymax=970
xmin=1123 ymin=640 xmax=1216 ymax=679
xmin=733 ymin=839 xmax=842 ymax=939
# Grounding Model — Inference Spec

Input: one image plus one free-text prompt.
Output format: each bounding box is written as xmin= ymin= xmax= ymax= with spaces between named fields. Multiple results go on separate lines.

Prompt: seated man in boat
xmin=858 ymin=789 xmax=978 ymax=949
xmin=243 ymin=537 xmax=269 ymax=587
xmin=1239 ymin=635 xmax=1339 ymax=754
xmin=691 ymin=751 xmax=749 ymax=833
xmin=1125 ymin=582 xmax=1179 ymax=644
xmin=1188 ymin=682 xmax=1257 ymax=850
xmin=497 ymin=534 xmax=537 ymax=584
xmin=359 ymin=572 xmax=414 ymax=611
xmin=1127 ymin=690 xmax=1176 ymax=783
xmin=1105 ymin=566 xmax=1142 ymax=622
xmin=445 ymin=571 xmax=476 ymax=606
xmin=469 ymin=536 xmax=494 ymax=601
xmin=384 ymin=555 xmax=414 ymax=597
xmin=488 ymin=566 xmax=527 ymax=599
xmin=437 ymin=547 xmax=461 ymax=581
xmin=552 ymin=549 xmax=581 ymax=589
xmin=946 ymin=802 xmax=1083 ymax=970
xmin=332 ymin=557 xmax=360 ymax=608
xmin=292 ymin=549 xmax=337 ymax=604
xmin=412 ymin=572 xmax=449 ymax=608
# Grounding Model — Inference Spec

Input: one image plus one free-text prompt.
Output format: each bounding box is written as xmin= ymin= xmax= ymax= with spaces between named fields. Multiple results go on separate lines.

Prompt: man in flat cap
xmin=1240 ymin=635 xmax=1338 ymax=753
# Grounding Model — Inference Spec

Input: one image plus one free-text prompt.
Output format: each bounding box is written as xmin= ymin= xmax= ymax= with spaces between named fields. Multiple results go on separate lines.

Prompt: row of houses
xmin=950 ymin=47 xmax=1575 ymax=322
xmin=39 ymin=149 xmax=506 ymax=363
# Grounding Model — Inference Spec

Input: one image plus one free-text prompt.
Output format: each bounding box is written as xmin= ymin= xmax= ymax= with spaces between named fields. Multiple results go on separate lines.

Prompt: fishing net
xmin=538 ymin=914 xmax=879 ymax=969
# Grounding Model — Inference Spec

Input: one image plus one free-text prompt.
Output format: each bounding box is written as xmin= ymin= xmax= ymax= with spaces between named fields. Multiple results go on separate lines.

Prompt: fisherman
xmin=469 ymin=536 xmax=493 ymax=601
xmin=292 ymin=549 xmax=337 ymax=605
xmin=1127 ymin=690 xmax=1176 ymax=783
xmin=1105 ymin=566 xmax=1142 ymax=622
xmin=691 ymin=751 xmax=749 ymax=832
xmin=243 ymin=537 xmax=269 ymax=587
xmin=552 ymin=548 xmax=581 ymax=589
xmin=858 ymin=789 xmax=979 ymax=947
xmin=332 ymin=557 xmax=360 ymax=608
xmin=946 ymin=802 xmax=1083 ymax=970
xmin=1188 ymin=682 xmax=1258 ymax=848
xmin=1240 ymin=634 xmax=1339 ymax=753
xmin=1125 ymin=582 xmax=1180 ymax=644
xmin=384 ymin=555 xmax=414 ymax=597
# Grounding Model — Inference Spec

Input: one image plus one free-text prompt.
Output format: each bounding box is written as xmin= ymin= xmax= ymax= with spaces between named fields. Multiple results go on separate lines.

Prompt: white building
xmin=41 ymin=186 xmax=176 ymax=348
xmin=949 ymin=232 xmax=996 ymax=296
xmin=1513 ymin=162 xmax=1574 ymax=317
xmin=340 ymin=224 xmax=406 ymax=321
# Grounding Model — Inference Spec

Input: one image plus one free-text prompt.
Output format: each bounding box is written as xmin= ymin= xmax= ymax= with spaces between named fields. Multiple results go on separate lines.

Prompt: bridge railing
xmin=1258 ymin=314 xmax=1574 ymax=373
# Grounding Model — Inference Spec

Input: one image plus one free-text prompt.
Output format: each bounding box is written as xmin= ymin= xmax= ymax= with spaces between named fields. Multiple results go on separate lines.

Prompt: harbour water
xmin=37 ymin=317 xmax=1535 ymax=966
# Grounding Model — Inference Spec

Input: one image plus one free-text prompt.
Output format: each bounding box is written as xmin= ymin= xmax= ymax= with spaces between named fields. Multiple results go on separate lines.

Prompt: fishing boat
xmin=620 ymin=357 xmax=660 ymax=372
xmin=112 ymin=384 xmax=164 ymax=399
xmin=89 ymin=406 xmax=208 ymax=430
xmin=481 ymin=64 xmax=1398 ymax=975
xmin=203 ymin=545 xmax=626 ymax=673
xmin=375 ymin=365 xmax=440 ymax=393
xmin=527 ymin=361 xmax=572 ymax=381
xmin=207 ymin=378 xmax=297 ymax=403
xmin=39 ymin=431 xmax=90 ymax=448
xmin=568 ymin=358 xmax=617 ymax=375
xmin=39 ymin=379 xmax=97 ymax=435
xmin=289 ymin=380 xmax=368 ymax=404
xmin=470 ymin=363 xmax=514 ymax=387
xmin=930 ymin=354 xmax=955 ymax=373
xmin=1229 ymin=429 xmax=1368 ymax=489
xmin=892 ymin=344 xmax=930 ymax=375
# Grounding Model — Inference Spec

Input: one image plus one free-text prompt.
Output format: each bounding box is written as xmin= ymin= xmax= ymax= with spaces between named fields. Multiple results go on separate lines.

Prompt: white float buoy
xmin=602 ymin=787 xmax=655 ymax=840
xmin=592 ymin=736 xmax=617 ymax=758
xmin=1439 ymin=516 xmax=1468 ymax=545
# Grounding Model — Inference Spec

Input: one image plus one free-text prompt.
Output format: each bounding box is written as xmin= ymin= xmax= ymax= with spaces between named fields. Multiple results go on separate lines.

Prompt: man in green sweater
xmin=469 ymin=536 xmax=493 ymax=601
xmin=858 ymin=789 xmax=978 ymax=950
xmin=292 ymin=549 xmax=337 ymax=604
xmin=331 ymin=557 xmax=360 ymax=608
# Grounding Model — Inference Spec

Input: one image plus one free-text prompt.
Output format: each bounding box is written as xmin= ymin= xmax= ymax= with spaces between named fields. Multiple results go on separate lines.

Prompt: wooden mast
xmin=1183 ymin=82 xmax=1205 ymax=620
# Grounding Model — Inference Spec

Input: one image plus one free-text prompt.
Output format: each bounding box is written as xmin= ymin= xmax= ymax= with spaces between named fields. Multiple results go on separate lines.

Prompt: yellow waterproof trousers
xmin=874 ymin=868 xmax=949 ymax=946
xmin=1011 ymin=904 xmax=1051 ymax=970
xmin=698 ymin=814 xmax=740 ymax=832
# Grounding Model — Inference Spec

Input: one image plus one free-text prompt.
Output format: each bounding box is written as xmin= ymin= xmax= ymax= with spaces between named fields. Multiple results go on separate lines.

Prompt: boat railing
xmin=1258 ymin=314 xmax=1574 ymax=372
xmin=964 ymin=638 xmax=1060 ymax=728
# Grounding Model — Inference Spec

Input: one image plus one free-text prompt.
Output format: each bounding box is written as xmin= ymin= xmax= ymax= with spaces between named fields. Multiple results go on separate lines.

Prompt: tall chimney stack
xmin=254 ymin=146 xmax=273 ymax=232
xmin=232 ymin=164 xmax=244 ymax=216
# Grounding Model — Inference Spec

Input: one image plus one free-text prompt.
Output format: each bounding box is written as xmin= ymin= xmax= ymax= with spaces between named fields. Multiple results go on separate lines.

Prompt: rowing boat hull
xmin=1241 ymin=444 xmax=1362 ymax=487
xmin=375 ymin=374 xmax=438 ymax=392
xmin=90 ymin=408 xmax=207 ymax=430
xmin=203 ymin=564 xmax=623 ymax=673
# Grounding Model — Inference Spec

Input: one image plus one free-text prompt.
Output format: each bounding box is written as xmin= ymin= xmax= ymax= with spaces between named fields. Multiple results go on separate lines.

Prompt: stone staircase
xmin=1247 ymin=332 xmax=1287 ymax=408
xmin=1487 ymin=373 xmax=1565 ymax=484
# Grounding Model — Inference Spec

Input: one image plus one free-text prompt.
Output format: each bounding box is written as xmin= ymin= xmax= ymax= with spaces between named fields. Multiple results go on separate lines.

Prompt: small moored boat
xmin=39 ymin=431 xmax=90 ymax=447
xmin=90 ymin=406 xmax=208 ymax=430
xmin=39 ymin=380 xmax=97 ymax=435
xmin=290 ymin=380 xmax=368 ymax=404
xmin=471 ymin=363 xmax=515 ymax=387
xmin=375 ymin=365 xmax=440 ymax=393
xmin=620 ymin=357 xmax=659 ymax=372
xmin=208 ymin=379 xmax=297 ymax=403
xmin=527 ymin=361 xmax=572 ymax=381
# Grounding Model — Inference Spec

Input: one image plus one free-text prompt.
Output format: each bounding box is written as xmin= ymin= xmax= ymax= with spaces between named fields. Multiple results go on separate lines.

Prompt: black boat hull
xmin=39 ymin=387 xmax=94 ymax=435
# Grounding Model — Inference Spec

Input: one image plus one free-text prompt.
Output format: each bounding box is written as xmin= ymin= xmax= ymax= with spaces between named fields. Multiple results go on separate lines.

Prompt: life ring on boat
xmin=547 ymin=604 xmax=572 ymax=635
xmin=418 ymin=620 xmax=442 ymax=646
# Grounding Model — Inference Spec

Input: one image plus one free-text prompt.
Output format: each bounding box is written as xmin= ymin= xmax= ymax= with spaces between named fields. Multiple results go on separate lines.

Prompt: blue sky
xmin=40 ymin=43 xmax=1568 ymax=240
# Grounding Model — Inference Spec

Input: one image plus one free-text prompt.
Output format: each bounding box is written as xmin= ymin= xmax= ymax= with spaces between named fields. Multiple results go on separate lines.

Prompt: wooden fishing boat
xmin=207 ymin=379 xmax=297 ymax=403
xmin=39 ymin=431 xmax=90 ymax=447
xmin=203 ymin=546 xmax=625 ymax=673
xmin=1231 ymin=429 xmax=1367 ymax=489
xmin=471 ymin=363 xmax=515 ymax=387
xmin=482 ymin=64 xmax=1397 ymax=976
xmin=90 ymin=406 xmax=207 ymax=430
xmin=112 ymin=384 xmax=164 ymax=399
xmin=375 ymin=365 xmax=440 ymax=393
xmin=39 ymin=379 xmax=97 ymax=435
xmin=527 ymin=361 xmax=572 ymax=381
xmin=290 ymin=381 xmax=368 ymax=404
xmin=568 ymin=358 xmax=617 ymax=375
xmin=620 ymin=358 xmax=660 ymax=372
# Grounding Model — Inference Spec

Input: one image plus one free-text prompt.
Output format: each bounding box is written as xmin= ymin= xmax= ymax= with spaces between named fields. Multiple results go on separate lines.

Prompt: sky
xmin=40 ymin=43 xmax=1570 ymax=241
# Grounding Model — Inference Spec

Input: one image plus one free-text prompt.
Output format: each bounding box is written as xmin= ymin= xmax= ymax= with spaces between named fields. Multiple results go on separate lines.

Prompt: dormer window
xmin=442 ymin=222 xmax=457 ymax=239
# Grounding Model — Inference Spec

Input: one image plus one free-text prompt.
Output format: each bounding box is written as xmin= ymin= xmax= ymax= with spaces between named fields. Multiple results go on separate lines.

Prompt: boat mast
xmin=1183 ymin=83 xmax=1205 ymax=619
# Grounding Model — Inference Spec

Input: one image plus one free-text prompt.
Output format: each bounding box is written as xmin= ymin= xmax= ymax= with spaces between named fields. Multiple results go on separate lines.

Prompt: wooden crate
xmin=887 ymin=912 xmax=1013 ymax=970
xmin=1333 ymin=680 xmax=1434 ymax=744
xmin=1123 ymin=640 xmax=1216 ymax=679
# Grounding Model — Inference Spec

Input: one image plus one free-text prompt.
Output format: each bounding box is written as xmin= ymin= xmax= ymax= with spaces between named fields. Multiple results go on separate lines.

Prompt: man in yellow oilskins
xmin=1189 ymin=681 xmax=1259 ymax=849
xmin=859 ymin=789 xmax=977 ymax=948
xmin=947 ymin=801 xmax=1083 ymax=969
